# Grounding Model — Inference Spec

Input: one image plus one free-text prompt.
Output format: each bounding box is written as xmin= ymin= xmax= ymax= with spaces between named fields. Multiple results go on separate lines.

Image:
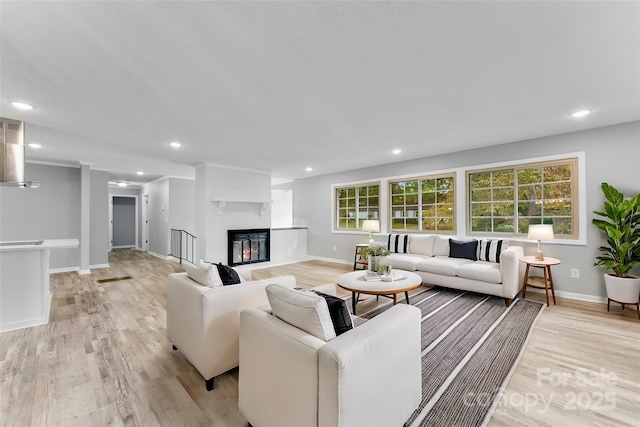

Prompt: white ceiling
xmin=1 ymin=1 xmax=638 ymax=186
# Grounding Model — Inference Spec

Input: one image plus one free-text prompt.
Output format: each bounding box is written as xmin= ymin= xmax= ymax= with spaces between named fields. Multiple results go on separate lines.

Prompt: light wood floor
xmin=0 ymin=250 xmax=637 ymax=426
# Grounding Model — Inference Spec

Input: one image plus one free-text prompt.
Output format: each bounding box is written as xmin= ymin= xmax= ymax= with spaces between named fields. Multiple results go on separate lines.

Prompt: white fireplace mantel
xmin=210 ymin=195 xmax=270 ymax=216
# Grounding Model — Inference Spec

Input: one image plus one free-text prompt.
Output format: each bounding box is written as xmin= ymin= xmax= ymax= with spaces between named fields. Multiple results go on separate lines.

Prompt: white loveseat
xmin=238 ymin=284 xmax=422 ymax=427
xmin=381 ymin=234 xmax=524 ymax=305
xmin=166 ymin=270 xmax=297 ymax=390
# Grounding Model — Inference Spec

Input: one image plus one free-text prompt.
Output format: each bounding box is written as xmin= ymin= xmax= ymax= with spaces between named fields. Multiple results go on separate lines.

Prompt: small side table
xmin=520 ymin=256 xmax=561 ymax=307
xmin=353 ymin=244 xmax=369 ymax=271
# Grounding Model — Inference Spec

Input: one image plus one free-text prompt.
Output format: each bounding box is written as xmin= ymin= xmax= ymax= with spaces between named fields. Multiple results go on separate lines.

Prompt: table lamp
xmin=528 ymin=224 xmax=554 ymax=261
xmin=362 ymin=220 xmax=380 ymax=244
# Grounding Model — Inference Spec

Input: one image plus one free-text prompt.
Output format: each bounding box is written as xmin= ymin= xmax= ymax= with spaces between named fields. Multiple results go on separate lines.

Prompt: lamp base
xmin=534 ymin=250 xmax=545 ymax=261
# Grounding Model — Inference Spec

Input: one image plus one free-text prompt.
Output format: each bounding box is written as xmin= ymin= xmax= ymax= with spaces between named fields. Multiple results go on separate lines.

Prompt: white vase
xmin=604 ymin=273 xmax=640 ymax=304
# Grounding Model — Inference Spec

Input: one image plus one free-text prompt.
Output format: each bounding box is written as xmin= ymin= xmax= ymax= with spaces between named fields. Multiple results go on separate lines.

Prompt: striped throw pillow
xmin=477 ymin=239 xmax=509 ymax=263
xmin=388 ymin=234 xmax=409 ymax=254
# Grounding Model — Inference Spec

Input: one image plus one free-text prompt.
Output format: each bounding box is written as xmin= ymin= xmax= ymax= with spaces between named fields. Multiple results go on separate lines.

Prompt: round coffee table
xmin=337 ymin=270 xmax=423 ymax=315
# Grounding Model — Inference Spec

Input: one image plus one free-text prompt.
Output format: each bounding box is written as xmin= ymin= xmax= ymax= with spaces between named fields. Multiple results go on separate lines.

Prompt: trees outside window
xmin=389 ymin=175 xmax=455 ymax=233
xmin=468 ymin=159 xmax=577 ymax=237
xmin=335 ymin=183 xmax=380 ymax=230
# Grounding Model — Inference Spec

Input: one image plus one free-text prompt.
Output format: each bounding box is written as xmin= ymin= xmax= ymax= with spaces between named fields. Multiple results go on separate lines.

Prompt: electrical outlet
xmin=332 ymin=245 xmax=337 ymax=252
xmin=571 ymin=268 xmax=580 ymax=279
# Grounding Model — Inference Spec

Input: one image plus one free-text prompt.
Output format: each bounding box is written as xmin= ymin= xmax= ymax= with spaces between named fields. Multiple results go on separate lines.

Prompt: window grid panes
xmin=389 ymin=175 xmax=455 ymax=232
xmin=468 ymin=159 xmax=576 ymax=237
xmin=335 ymin=183 xmax=380 ymax=230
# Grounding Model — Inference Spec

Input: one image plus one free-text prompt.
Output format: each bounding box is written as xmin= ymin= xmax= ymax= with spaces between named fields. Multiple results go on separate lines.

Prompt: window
xmin=335 ymin=183 xmax=380 ymax=230
xmin=389 ymin=174 xmax=455 ymax=232
xmin=468 ymin=158 xmax=577 ymax=237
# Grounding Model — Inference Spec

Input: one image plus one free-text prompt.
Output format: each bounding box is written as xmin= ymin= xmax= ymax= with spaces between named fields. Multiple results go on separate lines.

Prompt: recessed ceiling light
xmin=306 ymin=167 xmax=313 ymax=172
xmin=571 ymin=110 xmax=591 ymax=118
xmin=137 ymin=171 xmax=144 ymax=175
xmin=392 ymin=149 xmax=402 ymax=155
xmin=28 ymin=143 xmax=42 ymax=149
xmin=117 ymin=181 xmax=128 ymax=187
xmin=170 ymin=141 xmax=181 ymax=148
xmin=12 ymin=102 xmax=33 ymax=110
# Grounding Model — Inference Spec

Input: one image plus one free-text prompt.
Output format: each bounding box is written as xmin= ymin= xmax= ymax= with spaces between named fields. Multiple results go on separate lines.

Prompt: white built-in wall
xmin=195 ymin=164 xmax=271 ymax=264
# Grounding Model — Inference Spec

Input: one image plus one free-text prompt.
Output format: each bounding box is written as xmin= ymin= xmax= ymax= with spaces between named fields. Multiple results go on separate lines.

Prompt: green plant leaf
xmin=602 ymin=182 xmax=623 ymax=204
xmin=593 ymin=182 xmax=640 ymax=277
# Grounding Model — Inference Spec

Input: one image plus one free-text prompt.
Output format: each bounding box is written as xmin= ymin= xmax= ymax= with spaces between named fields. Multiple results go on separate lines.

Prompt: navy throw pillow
xmin=216 ymin=263 xmax=242 ymax=285
xmin=312 ymin=291 xmax=353 ymax=336
xmin=449 ymin=239 xmax=478 ymax=261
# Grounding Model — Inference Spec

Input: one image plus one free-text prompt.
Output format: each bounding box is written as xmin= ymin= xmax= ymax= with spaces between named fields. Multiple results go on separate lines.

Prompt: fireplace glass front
xmin=228 ymin=229 xmax=270 ymax=266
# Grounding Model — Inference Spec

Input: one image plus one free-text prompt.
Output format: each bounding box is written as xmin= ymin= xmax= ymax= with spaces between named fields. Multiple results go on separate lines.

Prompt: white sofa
xmin=238 ymin=284 xmax=422 ymax=427
xmin=166 ymin=270 xmax=297 ymax=390
xmin=381 ymin=234 xmax=524 ymax=305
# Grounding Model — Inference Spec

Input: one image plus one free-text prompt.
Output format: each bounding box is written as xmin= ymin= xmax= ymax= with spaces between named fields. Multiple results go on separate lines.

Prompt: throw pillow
xmin=312 ymin=290 xmax=353 ymax=336
xmin=409 ymin=234 xmax=436 ymax=256
xmin=184 ymin=261 xmax=222 ymax=287
xmin=388 ymin=233 xmax=409 ymax=254
xmin=216 ymin=263 xmax=242 ymax=285
xmin=449 ymin=239 xmax=478 ymax=261
xmin=433 ymin=235 xmax=451 ymax=256
xmin=266 ymin=284 xmax=336 ymax=341
xmin=477 ymin=239 xmax=509 ymax=263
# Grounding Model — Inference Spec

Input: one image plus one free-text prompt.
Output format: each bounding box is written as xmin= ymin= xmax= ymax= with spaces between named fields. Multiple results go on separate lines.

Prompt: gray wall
xmin=112 ymin=196 xmax=136 ymax=247
xmin=90 ymin=170 xmax=109 ymax=266
xmin=0 ymin=163 xmax=81 ymax=269
xmin=169 ymin=178 xmax=195 ymax=235
xmin=293 ymin=121 xmax=640 ymax=300
xmin=0 ymin=164 xmax=110 ymax=269
xmin=146 ymin=178 xmax=170 ymax=256
xmin=141 ymin=177 xmax=195 ymax=257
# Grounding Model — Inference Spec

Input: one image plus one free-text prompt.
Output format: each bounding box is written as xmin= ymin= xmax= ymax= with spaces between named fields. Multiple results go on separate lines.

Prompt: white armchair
xmin=238 ymin=285 xmax=422 ymax=427
xmin=166 ymin=272 xmax=297 ymax=390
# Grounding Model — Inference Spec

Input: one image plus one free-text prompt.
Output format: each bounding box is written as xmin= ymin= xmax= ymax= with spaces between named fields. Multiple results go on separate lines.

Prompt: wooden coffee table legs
xmin=350 ymin=291 xmax=411 ymax=314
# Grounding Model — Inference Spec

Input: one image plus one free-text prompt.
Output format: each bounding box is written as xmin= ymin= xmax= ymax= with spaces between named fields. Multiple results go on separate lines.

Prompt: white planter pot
xmin=604 ymin=273 xmax=640 ymax=304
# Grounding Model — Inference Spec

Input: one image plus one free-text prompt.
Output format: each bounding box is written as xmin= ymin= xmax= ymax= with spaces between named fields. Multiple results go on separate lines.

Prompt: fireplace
xmin=228 ymin=228 xmax=270 ymax=266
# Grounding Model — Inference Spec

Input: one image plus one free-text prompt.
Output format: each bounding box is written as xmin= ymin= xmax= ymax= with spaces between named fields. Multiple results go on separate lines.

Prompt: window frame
xmin=466 ymin=157 xmax=579 ymax=239
xmin=333 ymin=181 xmax=381 ymax=231
xmin=387 ymin=173 xmax=456 ymax=234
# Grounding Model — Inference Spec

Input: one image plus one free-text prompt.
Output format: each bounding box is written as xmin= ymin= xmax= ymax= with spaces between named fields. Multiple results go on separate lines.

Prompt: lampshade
xmin=528 ymin=224 xmax=554 ymax=261
xmin=362 ymin=220 xmax=380 ymax=233
xmin=527 ymin=224 xmax=554 ymax=241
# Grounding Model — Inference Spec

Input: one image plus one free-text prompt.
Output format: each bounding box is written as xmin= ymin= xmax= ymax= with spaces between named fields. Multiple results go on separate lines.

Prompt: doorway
xmin=110 ymin=195 xmax=139 ymax=250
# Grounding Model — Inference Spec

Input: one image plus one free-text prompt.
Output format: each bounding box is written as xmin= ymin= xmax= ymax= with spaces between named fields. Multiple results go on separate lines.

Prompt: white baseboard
xmin=112 ymin=245 xmax=136 ymax=249
xmin=50 ymin=266 xmax=79 ymax=274
xmin=307 ymin=255 xmax=352 ymax=265
xmin=91 ymin=263 xmax=110 ymax=269
xmin=524 ymin=287 xmax=607 ymax=304
xmin=0 ymin=315 xmax=49 ymax=333
xmin=50 ymin=264 xmax=110 ymax=274
xmin=148 ymin=251 xmax=168 ymax=260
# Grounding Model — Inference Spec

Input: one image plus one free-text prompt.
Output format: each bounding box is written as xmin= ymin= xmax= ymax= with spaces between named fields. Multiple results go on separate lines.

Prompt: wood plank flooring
xmin=0 ymin=250 xmax=637 ymax=426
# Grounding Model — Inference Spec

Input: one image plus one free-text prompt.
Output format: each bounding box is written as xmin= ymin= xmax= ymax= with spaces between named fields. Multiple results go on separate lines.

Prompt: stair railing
xmin=170 ymin=229 xmax=196 ymax=265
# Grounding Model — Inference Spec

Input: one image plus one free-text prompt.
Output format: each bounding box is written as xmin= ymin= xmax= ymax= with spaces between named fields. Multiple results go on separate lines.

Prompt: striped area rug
xmin=359 ymin=286 xmax=544 ymax=427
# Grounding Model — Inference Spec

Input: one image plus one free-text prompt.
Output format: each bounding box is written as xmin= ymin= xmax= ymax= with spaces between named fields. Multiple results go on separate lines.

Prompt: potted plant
xmin=592 ymin=182 xmax=640 ymax=314
xmin=360 ymin=244 xmax=391 ymax=275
